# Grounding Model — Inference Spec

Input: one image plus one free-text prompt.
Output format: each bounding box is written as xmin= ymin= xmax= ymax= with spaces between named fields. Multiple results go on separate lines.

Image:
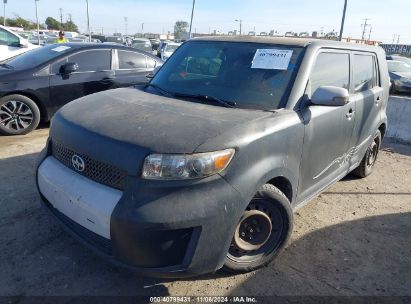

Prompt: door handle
xmin=346 ymin=108 xmax=355 ymax=119
xmin=375 ymin=96 xmax=381 ymax=106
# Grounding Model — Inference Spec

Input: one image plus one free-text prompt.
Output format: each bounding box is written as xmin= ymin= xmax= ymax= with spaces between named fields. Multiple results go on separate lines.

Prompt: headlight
xmin=142 ymin=149 xmax=235 ymax=180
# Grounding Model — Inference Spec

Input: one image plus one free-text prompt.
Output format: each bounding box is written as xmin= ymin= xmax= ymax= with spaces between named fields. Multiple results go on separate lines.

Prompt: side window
xmin=118 ymin=50 xmax=147 ymax=69
xmin=68 ymin=50 xmax=111 ymax=72
xmin=51 ymin=58 xmax=68 ymax=74
xmin=310 ymin=52 xmax=350 ymax=94
xmin=0 ymin=28 xmax=20 ymax=47
xmin=353 ymin=54 xmax=375 ymax=93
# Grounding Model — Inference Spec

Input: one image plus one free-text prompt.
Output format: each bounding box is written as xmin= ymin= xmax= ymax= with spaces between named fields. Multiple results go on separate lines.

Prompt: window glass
xmin=0 ymin=28 xmax=19 ymax=47
xmin=310 ymin=52 xmax=350 ymax=94
xmin=51 ymin=58 xmax=68 ymax=74
xmin=151 ymin=41 xmax=304 ymax=110
xmin=353 ymin=54 xmax=375 ymax=92
xmin=68 ymin=50 xmax=111 ymax=72
xmin=118 ymin=50 xmax=146 ymax=69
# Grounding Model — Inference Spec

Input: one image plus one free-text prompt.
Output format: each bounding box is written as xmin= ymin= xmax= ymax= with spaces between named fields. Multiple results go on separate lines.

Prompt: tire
xmin=352 ymin=130 xmax=381 ymax=178
xmin=0 ymin=94 xmax=40 ymax=135
xmin=223 ymin=184 xmax=293 ymax=273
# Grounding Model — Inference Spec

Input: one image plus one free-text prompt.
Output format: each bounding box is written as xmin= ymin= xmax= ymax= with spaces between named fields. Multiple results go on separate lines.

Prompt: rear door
xmin=348 ymin=52 xmax=383 ymax=167
xmin=298 ymin=50 xmax=356 ymax=202
xmin=49 ymin=49 xmax=114 ymax=112
xmin=113 ymin=49 xmax=155 ymax=88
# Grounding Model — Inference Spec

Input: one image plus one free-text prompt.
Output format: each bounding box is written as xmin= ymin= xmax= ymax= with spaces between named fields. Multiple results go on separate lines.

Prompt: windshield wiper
xmin=0 ymin=63 xmax=13 ymax=69
xmin=173 ymin=92 xmax=237 ymax=108
xmin=146 ymin=83 xmax=174 ymax=97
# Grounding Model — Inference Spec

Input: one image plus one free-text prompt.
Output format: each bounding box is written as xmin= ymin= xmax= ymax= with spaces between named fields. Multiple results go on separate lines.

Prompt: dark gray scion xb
xmin=36 ymin=37 xmax=389 ymax=277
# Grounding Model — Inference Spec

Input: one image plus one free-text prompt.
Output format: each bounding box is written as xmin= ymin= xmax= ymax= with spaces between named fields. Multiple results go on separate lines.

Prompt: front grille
xmin=51 ymin=141 xmax=128 ymax=190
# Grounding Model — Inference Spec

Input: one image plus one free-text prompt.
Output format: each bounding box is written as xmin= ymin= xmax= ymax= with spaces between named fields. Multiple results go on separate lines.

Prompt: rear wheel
xmin=0 ymin=94 xmax=40 ymax=135
xmin=352 ymin=130 xmax=381 ymax=178
xmin=223 ymin=184 xmax=293 ymax=273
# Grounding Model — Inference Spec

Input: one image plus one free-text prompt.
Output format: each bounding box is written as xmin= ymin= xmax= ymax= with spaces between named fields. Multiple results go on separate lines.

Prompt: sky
xmin=4 ymin=0 xmax=411 ymax=44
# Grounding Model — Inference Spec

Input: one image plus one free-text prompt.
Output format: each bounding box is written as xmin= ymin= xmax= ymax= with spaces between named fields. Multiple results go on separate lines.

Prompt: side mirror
xmin=311 ymin=86 xmax=349 ymax=106
xmin=19 ymin=40 xmax=29 ymax=48
xmin=60 ymin=62 xmax=78 ymax=75
xmin=146 ymin=65 xmax=161 ymax=79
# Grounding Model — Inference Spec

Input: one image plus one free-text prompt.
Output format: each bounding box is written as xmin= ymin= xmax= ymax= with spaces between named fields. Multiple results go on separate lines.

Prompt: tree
xmin=45 ymin=16 xmax=61 ymax=30
xmin=63 ymin=20 xmax=78 ymax=32
xmin=174 ymin=20 xmax=189 ymax=40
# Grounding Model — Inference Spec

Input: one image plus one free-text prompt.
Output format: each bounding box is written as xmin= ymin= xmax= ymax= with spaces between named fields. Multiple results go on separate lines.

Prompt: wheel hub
xmin=0 ymin=100 xmax=33 ymax=131
xmin=367 ymin=141 xmax=378 ymax=167
xmin=234 ymin=210 xmax=272 ymax=251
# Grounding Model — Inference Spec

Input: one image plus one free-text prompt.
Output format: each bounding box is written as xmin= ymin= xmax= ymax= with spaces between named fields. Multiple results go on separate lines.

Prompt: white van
xmin=0 ymin=25 xmax=38 ymax=61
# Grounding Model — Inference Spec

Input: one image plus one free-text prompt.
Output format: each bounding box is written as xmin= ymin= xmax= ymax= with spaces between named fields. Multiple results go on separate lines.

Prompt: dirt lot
xmin=0 ymin=127 xmax=410 ymax=297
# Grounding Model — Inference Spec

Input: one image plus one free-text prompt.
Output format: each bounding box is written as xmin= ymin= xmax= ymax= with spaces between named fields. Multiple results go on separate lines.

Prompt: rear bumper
xmin=37 ymin=152 xmax=246 ymax=278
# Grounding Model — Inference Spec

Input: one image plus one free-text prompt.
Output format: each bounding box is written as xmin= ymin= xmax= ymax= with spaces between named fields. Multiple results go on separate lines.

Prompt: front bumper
xmin=37 ymin=151 xmax=246 ymax=278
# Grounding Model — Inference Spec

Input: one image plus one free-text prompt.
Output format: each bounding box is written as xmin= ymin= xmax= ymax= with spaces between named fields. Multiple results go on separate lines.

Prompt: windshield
xmin=388 ymin=61 xmax=411 ymax=73
xmin=151 ymin=41 xmax=304 ymax=110
xmin=165 ymin=44 xmax=180 ymax=52
xmin=4 ymin=44 xmax=73 ymax=69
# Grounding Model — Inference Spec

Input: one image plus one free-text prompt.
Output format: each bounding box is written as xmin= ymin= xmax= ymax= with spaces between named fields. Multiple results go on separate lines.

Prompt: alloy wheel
xmin=0 ymin=100 xmax=34 ymax=132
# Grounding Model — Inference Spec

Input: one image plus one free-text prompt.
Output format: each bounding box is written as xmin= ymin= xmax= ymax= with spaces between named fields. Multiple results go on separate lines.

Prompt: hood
xmin=51 ymin=87 xmax=271 ymax=174
xmin=391 ymin=71 xmax=411 ymax=79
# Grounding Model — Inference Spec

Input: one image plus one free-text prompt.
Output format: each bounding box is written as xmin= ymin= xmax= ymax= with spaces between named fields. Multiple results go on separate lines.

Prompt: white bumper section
xmin=38 ymin=156 xmax=123 ymax=239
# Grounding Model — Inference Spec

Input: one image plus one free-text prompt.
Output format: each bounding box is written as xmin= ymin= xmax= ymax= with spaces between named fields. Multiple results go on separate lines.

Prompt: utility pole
xmin=59 ymin=8 xmax=63 ymax=28
xmin=339 ymin=0 xmax=347 ymax=41
xmin=392 ymin=34 xmax=396 ymax=44
xmin=68 ymin=13 xmax=72 ymax=23
xmin=35 ymin=0 xmax=40 ymax=45
xmin=361 ymin=18 xmax=370 ymax=41
xmin=141 ymin=22 xmax=144 ymax=34
xmin=368 ymin=26 xmax=372 ymax=42
xmin=124 ymin=16 xmax=128 ymax=35
xmin=86 ymin=0 xmax=91 ymax=42
xmin=3 ymin=0 xmax=7 ymax=26
xmin=397 ymin=35 xmax=400 ymax=45
xmin=188 ymin=0 xmax=196 ymax=39
xmin=235 ymin=19 xmax=242 ymax=35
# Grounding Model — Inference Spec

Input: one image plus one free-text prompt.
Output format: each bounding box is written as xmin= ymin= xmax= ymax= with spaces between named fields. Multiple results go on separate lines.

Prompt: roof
xmin=191 ymin=36 xmax=381 ymax=51
xmin=43 ymin=43 xmax=161 ymax=60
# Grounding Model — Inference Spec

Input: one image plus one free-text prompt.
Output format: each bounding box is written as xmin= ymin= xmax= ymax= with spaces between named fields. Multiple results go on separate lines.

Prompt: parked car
xmin=0 ymin=43 xmax=162 ymax=135
xmin=149 ymin=38 xmax=161 ymax=51
xmin=0 ymin=25 xmax=39 ymax=61
xmin=36 ymin=37 xmax=388 ymax=277
xmin=160 ymin=42 xmax=181 ymax=60
xmin=131 ymin=38 xmax=152 ymax=53
xmin=386 ymin=54 xmax=411 ymax=65
xmin=387 ymin=60 xmax=411 ymax=94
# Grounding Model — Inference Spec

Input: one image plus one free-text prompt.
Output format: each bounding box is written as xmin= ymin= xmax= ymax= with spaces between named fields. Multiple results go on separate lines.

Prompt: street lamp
xmin=86 ymin=0 xmax=91 ymax=42
xmin=188 ymin=0 xmax=196 ymax=39
xmin=235 ymin=19 xmax=242 ymax=35
xmin=3 ymin=0 xmax=7 ymax=26
xmin=339 ymin=0 xmax=348 ymax=41
xmin=35 ymin=0 xmax=40 ymax=45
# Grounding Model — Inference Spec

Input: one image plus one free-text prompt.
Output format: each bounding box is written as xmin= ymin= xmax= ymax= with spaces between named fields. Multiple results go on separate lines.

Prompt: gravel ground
xmin=0 ymin=128 xmax=410 ymax=297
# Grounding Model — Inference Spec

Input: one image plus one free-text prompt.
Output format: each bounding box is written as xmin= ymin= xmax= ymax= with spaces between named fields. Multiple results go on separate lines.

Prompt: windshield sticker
xmin=51 ymin=46 xmax=71 ymax=52
xmin=251 ymin=49 xmax=293 ymax=70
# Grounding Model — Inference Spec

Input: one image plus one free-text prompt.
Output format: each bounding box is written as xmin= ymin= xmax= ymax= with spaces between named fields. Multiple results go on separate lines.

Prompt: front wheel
xmin=352 ymin=130 xmax=381 ymax=178
xmin=0 ymin=94 xmax=40 ymax=135
xmin=223 ymin=184 xmax=293 ymax=273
